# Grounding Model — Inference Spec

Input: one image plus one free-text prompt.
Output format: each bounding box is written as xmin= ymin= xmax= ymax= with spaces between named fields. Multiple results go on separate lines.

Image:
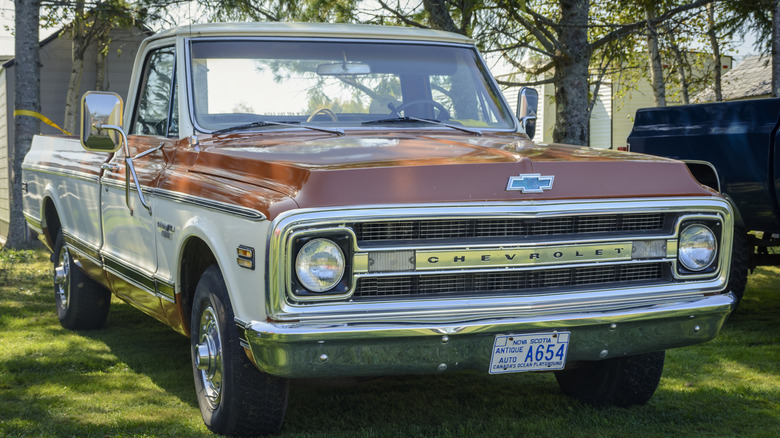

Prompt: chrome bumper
xmin=240 ymin=293 xmax=735 ymax=378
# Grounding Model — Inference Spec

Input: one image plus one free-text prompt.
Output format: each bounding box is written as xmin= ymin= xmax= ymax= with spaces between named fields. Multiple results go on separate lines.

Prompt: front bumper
xmin=239 ymin=293 xmax=735 ymax=378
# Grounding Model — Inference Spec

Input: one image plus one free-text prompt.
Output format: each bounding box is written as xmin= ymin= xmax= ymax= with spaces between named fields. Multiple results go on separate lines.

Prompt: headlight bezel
xmin=289 ymin=230 xmax=354 ymax=301
xmin=676 ymin=219 xmax=722 ymax=276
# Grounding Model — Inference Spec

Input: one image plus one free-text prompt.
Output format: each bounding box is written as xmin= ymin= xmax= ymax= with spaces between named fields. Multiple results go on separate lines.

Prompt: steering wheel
xmin=307 ymin=107 xmax=338 ymax=122
xmin=389 ymin=100 xmax=451 ymax=120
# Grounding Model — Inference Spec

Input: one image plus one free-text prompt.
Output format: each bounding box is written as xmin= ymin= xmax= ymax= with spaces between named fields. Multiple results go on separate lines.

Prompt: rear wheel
xmin=52 ymin=231 xmax=110 ymax=330
xmin=191 ymin=264 xmax=289 ymax=436
xmin=554 ymin=351 xmax=665 ymax=407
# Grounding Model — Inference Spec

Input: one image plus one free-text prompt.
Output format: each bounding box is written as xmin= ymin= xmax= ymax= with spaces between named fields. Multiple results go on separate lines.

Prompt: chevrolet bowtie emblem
xmin=506 ymin=173 xmax=555 ymax=193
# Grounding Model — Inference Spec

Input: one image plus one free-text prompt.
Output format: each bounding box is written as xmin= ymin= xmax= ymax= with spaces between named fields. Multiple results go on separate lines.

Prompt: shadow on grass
xmin=85 ymin=299 xmax=198 ymax=407
xmin=0 ymin=295 xmax=207 ymax=437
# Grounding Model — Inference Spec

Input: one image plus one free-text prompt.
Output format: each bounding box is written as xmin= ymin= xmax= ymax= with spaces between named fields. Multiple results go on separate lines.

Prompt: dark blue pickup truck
xmin=628 ymin=98 xmax=780 ymax=303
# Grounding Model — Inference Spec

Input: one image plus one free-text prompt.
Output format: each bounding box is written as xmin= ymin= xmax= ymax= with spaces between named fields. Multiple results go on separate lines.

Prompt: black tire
xmin=554 ymin=351 xmax=665 ymax=407
xmin=727 ymin=226 xmax=749 ymax=308
xmin=191 ymin=264 xmax=289 ymax=437
xmin=52 ymin=231 xmax=110 ymax=330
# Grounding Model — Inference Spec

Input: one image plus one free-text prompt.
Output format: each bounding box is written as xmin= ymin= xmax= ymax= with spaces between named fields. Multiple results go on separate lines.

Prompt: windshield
xmin=189 ymin=39 xmax=515 ymax=132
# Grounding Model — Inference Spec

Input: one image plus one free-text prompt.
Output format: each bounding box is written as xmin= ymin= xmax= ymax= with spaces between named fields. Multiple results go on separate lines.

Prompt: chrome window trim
xmin=183 ymin=36 xmax=518 ymax=135
xmin=129 ymin=45 xmax=177 ymax=137
xmin=266 ymin=197 xmax=733 ymax=322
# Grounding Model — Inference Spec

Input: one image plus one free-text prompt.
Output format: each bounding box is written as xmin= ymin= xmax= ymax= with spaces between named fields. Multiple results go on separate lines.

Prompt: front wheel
xmin=52 ymin=231 xmax=110 ymax=330
xmin=191 ymin=265 xmax=289 ymax=436
xmin=727 ymin=226 xmax=749 ymax=308
xmin=554 ymin=351 xmax=665 ymax=407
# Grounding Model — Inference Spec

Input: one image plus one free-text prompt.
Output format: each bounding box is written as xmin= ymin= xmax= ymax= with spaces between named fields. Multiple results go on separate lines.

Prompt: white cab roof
xmin=150 ymin=22 xmax=473 ymax=45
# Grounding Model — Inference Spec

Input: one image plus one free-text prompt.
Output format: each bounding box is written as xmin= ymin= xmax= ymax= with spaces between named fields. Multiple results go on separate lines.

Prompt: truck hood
xmin=180 ymin=132 xmax=712 ymax=218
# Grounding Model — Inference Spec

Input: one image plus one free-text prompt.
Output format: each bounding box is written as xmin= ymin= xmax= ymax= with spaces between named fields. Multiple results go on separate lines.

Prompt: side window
xmin=132 ymin=47 xmax=175 ymax=136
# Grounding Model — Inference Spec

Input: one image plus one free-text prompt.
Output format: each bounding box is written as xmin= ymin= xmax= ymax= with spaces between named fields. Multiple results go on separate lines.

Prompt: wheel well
xmin=685 ymin=162 xmax=720 ymax=193
xmin=179 ymin=237 xmax=217 ymax=336
xmin=42 ymin=197 xmax=61 ymax=250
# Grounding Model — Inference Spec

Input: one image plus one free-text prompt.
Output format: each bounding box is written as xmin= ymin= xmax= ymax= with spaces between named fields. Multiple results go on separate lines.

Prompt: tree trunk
xmin=96 ymin=42 xmax=107 ymax=91
xmin=773 ymin=0 xmax=780 ymax=97
xmin=422 ymin=0 xmax=461 ymax=34
xmin=8 ymin=0 xmax=41 ymax=248
xmin=707 ymin=2 xmax=722 ymax=101
xmin=645 ymin=6 xmax=666 ymax=107
xmin=95 ymin=23 xmax=115 ymax=91
xmin=669 ymin=38 xmax=690 ymax=104
xmin=63 ymin=0 xmax=86 ymax=134
xmin=552 ymin=0 xmax=590 ymax=146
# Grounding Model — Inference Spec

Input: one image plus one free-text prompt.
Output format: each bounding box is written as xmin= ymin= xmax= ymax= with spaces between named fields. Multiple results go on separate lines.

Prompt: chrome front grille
xmin=269 ymin=199 xmax=731 ymax=318
xmin=354 ymin=263 xmax=668 ymax=299
xmin=353 ymin=213 xmax=666 ymax=242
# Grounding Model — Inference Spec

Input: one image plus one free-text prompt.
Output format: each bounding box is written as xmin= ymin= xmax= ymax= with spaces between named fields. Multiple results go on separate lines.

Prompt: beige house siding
xmin=589 ymin=83 xmax=612 ymax=149
xmin=613 ymin=80 xmax=657 ymax=150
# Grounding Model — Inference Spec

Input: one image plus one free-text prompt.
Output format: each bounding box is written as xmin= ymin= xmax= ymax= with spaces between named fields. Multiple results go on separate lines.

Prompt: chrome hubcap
xmin=54 ymin=246 xmax=71 ymax=310
xmin=195 ymin=305 xmax=223 ymax=408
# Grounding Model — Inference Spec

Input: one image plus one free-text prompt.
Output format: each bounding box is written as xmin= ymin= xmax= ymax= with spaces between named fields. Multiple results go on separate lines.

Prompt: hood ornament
xmin=506 ymin=173 xmax=555 ymax=193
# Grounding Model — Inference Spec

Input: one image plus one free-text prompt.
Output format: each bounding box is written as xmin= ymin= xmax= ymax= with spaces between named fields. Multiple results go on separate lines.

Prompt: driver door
xmin=100 ymin=46 xmax=177 ymax=321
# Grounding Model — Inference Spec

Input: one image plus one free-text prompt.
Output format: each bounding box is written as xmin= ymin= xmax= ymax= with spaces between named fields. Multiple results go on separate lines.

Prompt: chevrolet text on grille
xmin=417 ymin=243 xmax=633 ymax=270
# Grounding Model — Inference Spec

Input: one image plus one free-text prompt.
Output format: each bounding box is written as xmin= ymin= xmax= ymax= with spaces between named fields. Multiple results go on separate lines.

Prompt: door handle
xmin=101 ymin=162 xmax=120 ymax=172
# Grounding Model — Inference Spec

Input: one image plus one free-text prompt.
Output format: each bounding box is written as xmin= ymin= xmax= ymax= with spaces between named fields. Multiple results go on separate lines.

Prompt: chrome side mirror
xmin=81 ymin=91 xmax=124 ymax=152
xmin=80 ymin=91 xmax=151 ymax=215
xmin=517 ymin=87 xmax=538 ymax=140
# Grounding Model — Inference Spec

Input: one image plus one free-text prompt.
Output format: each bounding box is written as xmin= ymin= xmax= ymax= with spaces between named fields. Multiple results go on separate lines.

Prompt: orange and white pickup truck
xmin=22 ymin=23 xmax=736 ymax=436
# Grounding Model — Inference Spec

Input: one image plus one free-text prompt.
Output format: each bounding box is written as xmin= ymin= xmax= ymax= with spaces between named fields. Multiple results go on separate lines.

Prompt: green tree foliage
xmin=198 ymin=0 xmax=360 ymax=23
xmin=719 ymin=0 xmax=772 ymax=51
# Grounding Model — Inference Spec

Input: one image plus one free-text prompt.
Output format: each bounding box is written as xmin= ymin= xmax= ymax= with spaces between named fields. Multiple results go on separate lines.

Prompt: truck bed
xmin=627 ymin=98 xmax=780 ymax=233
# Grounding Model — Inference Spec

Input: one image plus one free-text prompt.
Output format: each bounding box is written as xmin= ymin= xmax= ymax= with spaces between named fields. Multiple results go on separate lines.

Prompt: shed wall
xmin=0 ymin=27 xmax=147 ymax=244
xmin=0 ymin=68 xmax=8 ymax=240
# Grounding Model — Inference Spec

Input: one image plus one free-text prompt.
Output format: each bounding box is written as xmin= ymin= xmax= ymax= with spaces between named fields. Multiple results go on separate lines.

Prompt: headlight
xmin=678 ymin=224 xmax=717 ymax=271
xmin=295 ymin=238 xmax=346 ymax=292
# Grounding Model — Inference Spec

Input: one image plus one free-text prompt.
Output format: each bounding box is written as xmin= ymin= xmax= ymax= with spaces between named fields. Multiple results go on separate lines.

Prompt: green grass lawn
xmin=0 ymin=249 xmax=778 ymax=437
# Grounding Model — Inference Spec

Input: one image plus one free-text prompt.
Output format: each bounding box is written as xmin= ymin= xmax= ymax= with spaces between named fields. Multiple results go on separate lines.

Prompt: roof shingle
xmin=694 ymin=55 xmax=771 ymax=102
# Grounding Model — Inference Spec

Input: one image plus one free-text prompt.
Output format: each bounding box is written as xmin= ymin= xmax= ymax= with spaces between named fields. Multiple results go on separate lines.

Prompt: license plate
xmin=489 ymin=332 xmax=570 ymax=374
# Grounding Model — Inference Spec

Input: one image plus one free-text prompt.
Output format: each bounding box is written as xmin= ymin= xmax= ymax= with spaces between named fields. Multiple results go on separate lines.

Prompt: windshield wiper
xmin=212 ymin=120 xmax=343 ymax=136
xmin=362 ymin=116 xmax=482 ymax=136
